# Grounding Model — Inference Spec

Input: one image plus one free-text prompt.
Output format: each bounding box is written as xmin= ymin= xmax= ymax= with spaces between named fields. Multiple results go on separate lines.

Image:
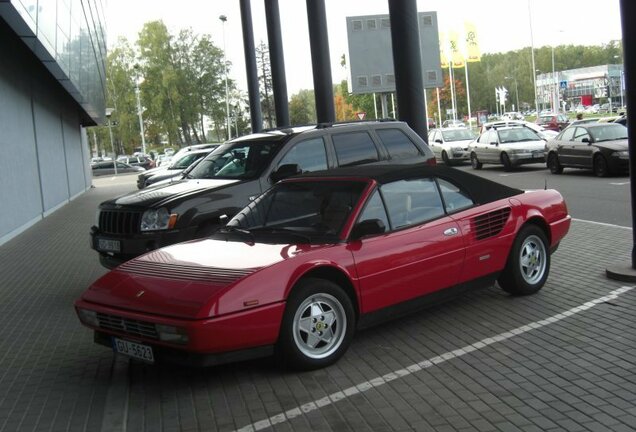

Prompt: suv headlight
xmin=95 ymin=210 xmax=101 ymax=227
xmin=613 ymin=151 xmax=629 ymax=159
xmin=141 ymin=208 xmax=178 ymax=231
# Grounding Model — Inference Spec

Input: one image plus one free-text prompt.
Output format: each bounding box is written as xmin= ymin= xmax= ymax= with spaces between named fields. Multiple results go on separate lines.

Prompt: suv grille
xmin=99 ymin=210 xmax=141 ymax=234
xmin=473 ymin=208 xmax=511 ymax=240
xmin=96 ymin=312 xmax=158 ymax=340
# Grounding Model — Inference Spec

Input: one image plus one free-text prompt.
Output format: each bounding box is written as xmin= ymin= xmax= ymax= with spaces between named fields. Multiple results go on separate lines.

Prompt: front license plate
xmin=112 ymin=337 xmax=154 ymax=363
xmin=97 ymin=238 xmax=120 ymax=252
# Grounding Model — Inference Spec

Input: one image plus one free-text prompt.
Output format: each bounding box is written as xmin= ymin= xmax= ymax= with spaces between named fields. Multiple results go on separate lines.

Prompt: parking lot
xmin=1 ymin=170 xmax=635 ymax=432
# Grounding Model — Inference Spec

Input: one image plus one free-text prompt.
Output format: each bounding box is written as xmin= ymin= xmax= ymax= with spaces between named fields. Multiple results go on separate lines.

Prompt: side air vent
xmin=472 ymin=207 xmax=511 ymax=240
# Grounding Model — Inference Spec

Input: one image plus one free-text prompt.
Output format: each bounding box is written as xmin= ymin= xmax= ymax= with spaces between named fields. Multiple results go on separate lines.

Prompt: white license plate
xmin=97 ymin=238 xmax=120 ymax=252
xmin=112 ymin=337 xmax=155 ymax=363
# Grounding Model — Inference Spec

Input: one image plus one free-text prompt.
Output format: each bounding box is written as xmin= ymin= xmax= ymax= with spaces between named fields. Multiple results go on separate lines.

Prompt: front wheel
xmin=593 ymin=154 xmax=610 ymax=177
xmin=547 ymin=153 xmax=563 ymax=174
xmin=501 ymin=152 xmax=513 ymax=171
xmin=442 ymin=151 xmax=451 ymax=165
xmin=498 ymin=225 xmax=550 ymax=296
xmin=471 ymin=153 xmax=483 ymax=170
xmin=277 ymin=278 xmax=355 ymax=370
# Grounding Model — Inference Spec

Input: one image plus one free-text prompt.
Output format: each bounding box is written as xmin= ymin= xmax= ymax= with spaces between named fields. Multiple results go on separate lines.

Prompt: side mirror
xmin=270 ymin=164 xmax=301 ymax=183
xmin=490 ymin=141 xmax=499 ymax=146
xmin=435 ymin=139 xmax=443 ymax=144
xmin=350 ymin=219 xmax=386 ymax=240
xmin=582 ymin=138 xmax=590 ymax=144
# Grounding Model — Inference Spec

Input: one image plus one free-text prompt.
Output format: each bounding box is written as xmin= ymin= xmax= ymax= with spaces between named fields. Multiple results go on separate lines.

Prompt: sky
xmin=105 ymin=0 xmax=623 ymax=95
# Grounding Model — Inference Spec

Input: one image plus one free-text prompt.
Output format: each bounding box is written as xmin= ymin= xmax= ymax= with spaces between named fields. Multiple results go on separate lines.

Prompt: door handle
xmin=444 ymin=227 xmax=458 ymax=236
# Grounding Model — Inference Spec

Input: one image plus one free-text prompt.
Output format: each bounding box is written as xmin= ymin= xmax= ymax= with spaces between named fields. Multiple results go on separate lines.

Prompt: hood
xmin=81 ymin=238 xmax=305 ymax=319
xmin=102 ymin=178 xmax=240 ymax=208
xmin=146 ymin=169 xmax=184 ymax=185
xmin=141 ymin=166 xmax=168 ymax=177
xmin=594 ymin=139 xmax=628 ymax=151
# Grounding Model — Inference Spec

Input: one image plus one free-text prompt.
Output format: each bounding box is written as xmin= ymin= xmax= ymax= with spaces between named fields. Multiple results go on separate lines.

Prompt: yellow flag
xmin=439 ymin=32 xmax=449 ymax=69
xmin=448 ymin=31 xmax=465 ymax=68
xmin=464 ymin=22 xmax=481 ymax=62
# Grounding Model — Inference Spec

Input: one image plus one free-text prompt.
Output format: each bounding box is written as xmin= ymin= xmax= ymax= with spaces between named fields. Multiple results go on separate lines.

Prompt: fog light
xmin=156 ymin=324 xmax=189 ymax=345
xmin=77 ymin=308 xmax=99 ymax=327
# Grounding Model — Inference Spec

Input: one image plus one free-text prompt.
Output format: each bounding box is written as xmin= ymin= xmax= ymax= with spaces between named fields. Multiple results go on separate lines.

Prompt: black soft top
xmin=291 ymin=164 xmax=523 ymax=205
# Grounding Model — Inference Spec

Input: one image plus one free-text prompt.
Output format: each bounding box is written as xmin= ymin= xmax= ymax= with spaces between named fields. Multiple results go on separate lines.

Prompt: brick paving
xmin=0 ymin=176 xmax=634 ymax=432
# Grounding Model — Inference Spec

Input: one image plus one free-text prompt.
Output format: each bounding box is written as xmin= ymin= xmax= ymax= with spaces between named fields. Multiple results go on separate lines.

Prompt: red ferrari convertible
xmin=76 ymin=165 xmax=570 ymax=370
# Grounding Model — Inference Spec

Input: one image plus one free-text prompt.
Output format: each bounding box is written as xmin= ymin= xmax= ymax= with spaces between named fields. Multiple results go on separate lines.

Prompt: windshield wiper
xmin=218 ymin=226 xmax=255 ymax=242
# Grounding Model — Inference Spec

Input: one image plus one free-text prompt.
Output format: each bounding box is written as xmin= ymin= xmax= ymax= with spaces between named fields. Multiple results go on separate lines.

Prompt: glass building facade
xmin=537 ymin=64 xmax=624 ymax=110
xmin=0 ymin=0 xmax=107 ymax=124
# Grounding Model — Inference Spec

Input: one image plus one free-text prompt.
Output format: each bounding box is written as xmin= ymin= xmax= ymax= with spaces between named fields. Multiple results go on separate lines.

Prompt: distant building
xmin=537 ymin=64 xmax=624 ymax=110
xmin=0 ymin=1 xmax=106 ymax=245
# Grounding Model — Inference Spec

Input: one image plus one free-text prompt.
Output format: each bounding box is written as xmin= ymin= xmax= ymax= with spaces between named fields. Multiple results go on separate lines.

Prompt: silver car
xmin=428 ymin=128 xmax=475 ymax=165
xmin=469 ymin=126 xmax=546 ymax=171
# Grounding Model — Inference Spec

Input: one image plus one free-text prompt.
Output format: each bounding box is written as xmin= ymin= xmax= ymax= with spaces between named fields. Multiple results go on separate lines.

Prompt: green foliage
xmin=89 ymin=20 xmax=234 ymax=156
xmin=289 ymin=89 xmax=316 ymax=125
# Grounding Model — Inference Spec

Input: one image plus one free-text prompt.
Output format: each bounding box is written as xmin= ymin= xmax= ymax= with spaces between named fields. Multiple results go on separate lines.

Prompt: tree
xmin=256 ymin=41 xmax=274 ymax=128
xmin=289 ymin=89 xmax=316 ymax=125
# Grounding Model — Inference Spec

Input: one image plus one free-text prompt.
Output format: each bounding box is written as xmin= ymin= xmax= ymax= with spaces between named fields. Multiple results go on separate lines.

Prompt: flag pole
xmin=449 ymin=62 xmax=456 ymax=121
xmin=465 ymin=62 xmax=472 ymax=129
xmin=436 ymin=87 xmax=442 ymax=125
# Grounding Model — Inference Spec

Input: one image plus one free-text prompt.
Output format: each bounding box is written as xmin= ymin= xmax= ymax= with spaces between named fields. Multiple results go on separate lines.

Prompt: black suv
xmin=91 ymin=121 xmax=435 ymax=268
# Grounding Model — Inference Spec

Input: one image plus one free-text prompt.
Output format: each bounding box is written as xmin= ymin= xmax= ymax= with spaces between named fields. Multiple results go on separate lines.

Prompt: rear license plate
xmin=97 ymin=238 xmax=120 ymax=252
xmin=112 ymin=337 xmax=154 ymax=363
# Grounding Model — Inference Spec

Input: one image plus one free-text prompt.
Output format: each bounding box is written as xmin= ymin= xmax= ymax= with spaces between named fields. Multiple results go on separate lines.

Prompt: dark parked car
xmin=76 ymin=164 xmax=570 ymax=369
xmin=91 ymin=121 xmax=436 ymax=269
xmin=137 ymin=148 xmax=215 ymax=189
xmin=537 ymin=113 xmax=569 ymax=131
xmin=91 ymin=161 xmax=145 ymax=177
xmin=545 ymin=123 xmax=628 ymax=177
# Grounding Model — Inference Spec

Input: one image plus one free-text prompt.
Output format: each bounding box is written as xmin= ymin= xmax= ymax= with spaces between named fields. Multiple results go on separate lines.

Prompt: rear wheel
xmin=471 ymin=153 xmax=483 ymax=170
xmin=277 ymin=278 xmax=355 ymax=370
xmin=593 ymin=154 xmax=610 ymax=177
xmin=501 ymin=152 xmax=513 ymax=171
xmin=547 ymin=153 xmax=564 ymax=174
xmin=498 ymin=225 xmax=550 ymax=296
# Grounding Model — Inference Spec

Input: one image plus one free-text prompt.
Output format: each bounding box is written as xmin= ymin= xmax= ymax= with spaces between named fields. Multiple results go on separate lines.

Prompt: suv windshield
xmin=223 ymin=180 xmax=367 ymax=243
xmin=187 ymin=140 xmax=284 ymax=180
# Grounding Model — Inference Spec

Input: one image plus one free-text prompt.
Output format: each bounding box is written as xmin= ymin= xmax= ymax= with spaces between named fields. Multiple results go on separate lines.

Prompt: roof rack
xmin=315 ymin=118 xmax=397 ymax=129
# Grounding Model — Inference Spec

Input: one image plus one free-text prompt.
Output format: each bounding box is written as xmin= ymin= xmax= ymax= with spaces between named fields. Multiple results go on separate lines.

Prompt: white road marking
xmin=610 ymin=182 xmax=630 ymax=186
xmin=234 ymin=286 xmax=634 ymax=432
xmin=572 ymin=218 xmax=632 ymax=230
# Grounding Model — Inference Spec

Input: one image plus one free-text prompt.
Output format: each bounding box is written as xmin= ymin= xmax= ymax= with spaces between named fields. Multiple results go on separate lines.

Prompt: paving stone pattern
xmin=0 ymin=180 xmax=634 ymax=432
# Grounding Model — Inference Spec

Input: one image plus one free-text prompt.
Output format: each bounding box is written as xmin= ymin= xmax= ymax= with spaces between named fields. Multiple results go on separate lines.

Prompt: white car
xmin=469 ymin=125 xmax=546 ymax=171
xmin=428 ymin=128 xmax=475 ymax=165
xmin=481 ymin=119 xmax=558 ymax=141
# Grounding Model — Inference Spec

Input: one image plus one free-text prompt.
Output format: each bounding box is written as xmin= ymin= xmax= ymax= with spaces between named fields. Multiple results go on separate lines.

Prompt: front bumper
xmin=507 ymin=151 xmax=545 ymax=165
xmin=76 ymin=299 xmax=286 ymax=367
xmin=91 ymin=225 xmax=198 ymax=269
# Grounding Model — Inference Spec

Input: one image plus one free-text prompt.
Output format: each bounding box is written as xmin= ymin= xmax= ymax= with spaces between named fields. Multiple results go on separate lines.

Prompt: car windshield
xmin=589 ymin=125 xmax=628 ymax=142
xmin=169 ymin=153 xmax=205 ymax=169
xmin=187 ymin=140 xmax=284 ymax=180
xmin=441 ymin=129 xmax=474 ymax=142
xmin=223 ymin=180 xmax=367 ymax=243
xmin=497 ymin=128 xmax=541 ymax=143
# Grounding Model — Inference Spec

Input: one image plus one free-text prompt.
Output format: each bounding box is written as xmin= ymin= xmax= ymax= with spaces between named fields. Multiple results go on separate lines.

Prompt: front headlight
xmin=613 ymin=151 xmax=629 ymax=159
xmin=155 ymin=324 xmax=189 ymax=345
xmin=140 ymin=208 xmax=178 ymax=231
xmin=451 ymin=146 xmax=463 ymax=152
xmin=77 ymin=308 xmax=99 ymax=327
xmin=95 ymin=210 xmax=101 ymax=227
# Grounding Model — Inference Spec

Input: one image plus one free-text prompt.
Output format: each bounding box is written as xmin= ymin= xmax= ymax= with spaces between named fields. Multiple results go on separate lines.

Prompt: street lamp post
xmin=105 ymin=108 xmax=117 ymax=175
xmin=528 ymin=0 xmax=540 ymax=118
xmin=133 ymin=64 xmax=146 ymax=155
xmin=219 ymin=15 xmax=231 ymax=141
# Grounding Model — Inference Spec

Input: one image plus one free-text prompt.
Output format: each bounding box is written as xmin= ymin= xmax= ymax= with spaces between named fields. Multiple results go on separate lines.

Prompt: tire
xmin=471 ymin=153 xmax=483 ymax=170
xmin=442 ymin=151 xmax=451 ymax=165
xmin=498 ymin=225 xmax=550 ymax=296
xmin=547 ymin=153 xmax=563 ymax=174
xmin=593 ymin=154 xmax=609 ymax=177
xmin=501 ymin=152 xmax=513 ymax=171
xmin=277 ymin=278 xmax=355 ymax=370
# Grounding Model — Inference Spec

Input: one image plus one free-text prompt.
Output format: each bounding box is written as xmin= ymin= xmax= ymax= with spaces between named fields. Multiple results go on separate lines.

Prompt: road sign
xmin=357 ymin=112 xmax=366 ymax=120
xmin=560 ymin=80 xmax=567 ymax=90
